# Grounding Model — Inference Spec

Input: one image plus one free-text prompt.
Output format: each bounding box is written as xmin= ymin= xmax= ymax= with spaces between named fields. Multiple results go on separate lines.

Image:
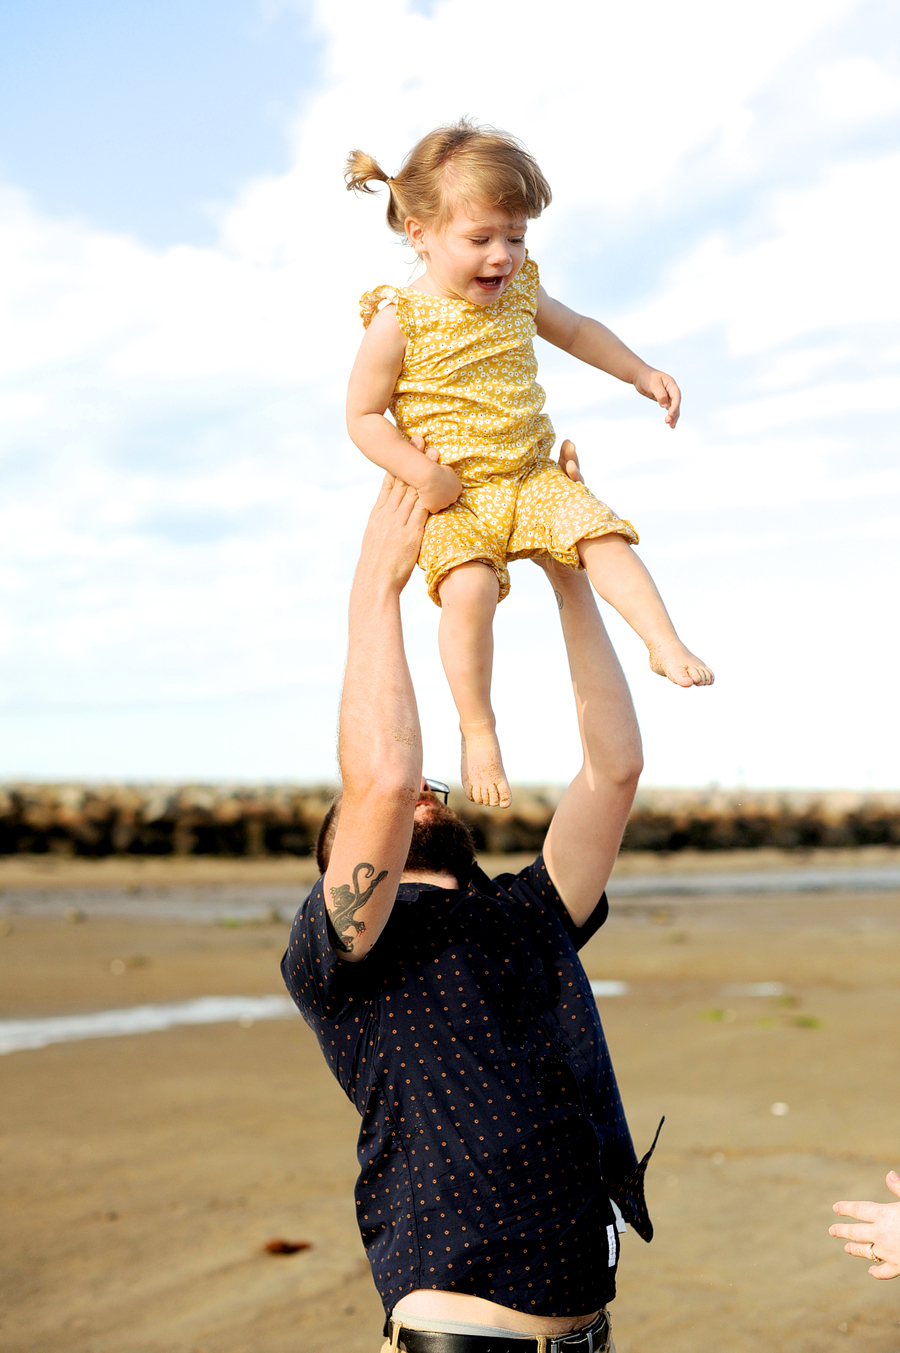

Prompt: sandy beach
xmin=2 ymin=851 xmax=899 ymax=1352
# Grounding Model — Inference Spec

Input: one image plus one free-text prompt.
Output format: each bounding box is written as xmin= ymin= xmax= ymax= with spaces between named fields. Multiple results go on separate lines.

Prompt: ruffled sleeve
xmin=359 ymin=281 xmax=416 ymax=336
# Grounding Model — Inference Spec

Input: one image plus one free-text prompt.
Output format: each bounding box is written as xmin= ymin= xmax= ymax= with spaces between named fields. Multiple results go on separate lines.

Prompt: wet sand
xmin=1 ymin=853 xmax=899 ymax=1352
xmin=3 ymin=843 xmax=899 ymax=892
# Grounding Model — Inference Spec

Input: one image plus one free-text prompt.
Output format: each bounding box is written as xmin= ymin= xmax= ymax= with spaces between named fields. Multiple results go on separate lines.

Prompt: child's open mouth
xmin=476 ymin=276 xmax=504 ymax=289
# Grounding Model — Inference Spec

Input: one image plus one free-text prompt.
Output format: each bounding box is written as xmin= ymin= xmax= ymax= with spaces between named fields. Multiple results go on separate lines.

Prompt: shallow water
xmin=0 ymin=982 xmax=636 ymax=1055
xmin=0 ymin=994 xmax=299 ymax=1055
xmin=0 ymin=862 xmax=897 ymax=924
xmin=0 ymin=882 xmax=305 ymax=923
xmin=606 ymin=863 xmax=900 ymax=895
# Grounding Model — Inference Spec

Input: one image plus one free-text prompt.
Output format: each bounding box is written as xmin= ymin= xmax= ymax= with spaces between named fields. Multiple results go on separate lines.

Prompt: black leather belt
xmin=392 ymin=1309 xmax=611 ymax=1353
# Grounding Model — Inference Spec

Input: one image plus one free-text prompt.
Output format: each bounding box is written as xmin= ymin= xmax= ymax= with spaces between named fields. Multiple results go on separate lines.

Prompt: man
xmin=282 ymin=450 xmax=660 ymax=1353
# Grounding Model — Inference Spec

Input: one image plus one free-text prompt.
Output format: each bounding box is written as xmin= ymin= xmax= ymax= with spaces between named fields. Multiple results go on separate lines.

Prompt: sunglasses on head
xmin=423 ymin=778 xmax=450 ymax=804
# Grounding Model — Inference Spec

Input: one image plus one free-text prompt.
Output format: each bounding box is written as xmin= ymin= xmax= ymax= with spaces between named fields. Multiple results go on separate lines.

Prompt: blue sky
xmin=0 ymin=0 xmax=322 ymax=246
xmin=0 ymin=0 xmax=898 ymax=789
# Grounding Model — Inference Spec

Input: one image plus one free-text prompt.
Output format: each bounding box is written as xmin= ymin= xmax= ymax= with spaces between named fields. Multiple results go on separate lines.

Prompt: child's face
xmin=406 ymin=200 xmax=528 ymax=306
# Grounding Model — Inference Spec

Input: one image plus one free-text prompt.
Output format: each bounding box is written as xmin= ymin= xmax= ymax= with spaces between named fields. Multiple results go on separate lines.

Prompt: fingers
xmin=831 ymin=1223 xmax=874 ymax=1244
xmin=397 ymin=480 xmax=432 ymax=532
xmin=408 ymin=489 xmax=431 ymax=531
xmin=372 ymin=475 xmax=424 ymax=531
xmin=832 ymin=1201 xmax=879 ymax=1224
xmin=662 ymin=376 xmax=682 ymax=428
xmin=841 ymin=1241 xmax=900 ymax=1277
xmin=371 ymin=432 xmax=437 ymax=520
xmin=408 ymin=433 xmax=439 ymax=462
xmin=831 ymin=1190 xmax=900 ymax=1277
xmin=559 ymin=439 xmax=584 ymax=484
xmin=395 ymin=480 xmax=425 ymax=522
xmin=376 ymin=470 xmax=397 ymax=501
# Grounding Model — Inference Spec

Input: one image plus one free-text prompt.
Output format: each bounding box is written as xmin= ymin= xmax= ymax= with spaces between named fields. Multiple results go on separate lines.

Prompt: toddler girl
xmin=345 ymin=119 xmax=713 ymax=809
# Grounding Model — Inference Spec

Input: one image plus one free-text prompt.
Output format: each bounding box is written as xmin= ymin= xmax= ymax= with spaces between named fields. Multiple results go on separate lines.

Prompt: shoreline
xmin=1 ymin=843 xmax=899 ymax=893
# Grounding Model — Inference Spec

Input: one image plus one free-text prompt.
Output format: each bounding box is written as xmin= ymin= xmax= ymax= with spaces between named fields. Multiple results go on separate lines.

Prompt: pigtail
xmin=344 ymin=149 xmax=392 ymax=196
xmin=344 ymin=148 xmax=408 ymax=235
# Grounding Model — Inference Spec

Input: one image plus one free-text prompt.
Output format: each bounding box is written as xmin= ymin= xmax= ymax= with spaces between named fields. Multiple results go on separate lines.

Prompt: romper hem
xmin=421 ymin=457 xmax=639 ymax=606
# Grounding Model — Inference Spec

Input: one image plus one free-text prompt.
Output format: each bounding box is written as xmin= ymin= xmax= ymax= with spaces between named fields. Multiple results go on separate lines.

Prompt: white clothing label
xmin=607 ymin=1222 xmax=617 ymax=1267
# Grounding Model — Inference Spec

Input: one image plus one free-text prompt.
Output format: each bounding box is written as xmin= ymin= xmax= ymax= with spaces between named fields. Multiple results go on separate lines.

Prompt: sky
xmin=0 ymin=0 xmax=898 ymax=790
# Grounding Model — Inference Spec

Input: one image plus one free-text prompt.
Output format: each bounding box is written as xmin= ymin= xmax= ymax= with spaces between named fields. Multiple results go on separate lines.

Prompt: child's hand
xmin=418 ymin=462 xmax=463 ymax=513
xmin=408 ymin=435 xmax=463 ymax=513
xmin=634 ymin=369 xmax=681 ymax=427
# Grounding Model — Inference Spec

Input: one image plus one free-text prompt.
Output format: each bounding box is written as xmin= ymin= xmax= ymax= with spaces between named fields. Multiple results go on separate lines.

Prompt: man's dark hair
xmin=404 ymin=802 xmax=476 ymax=886
xmin=316 ymin=795 xmax=342 ymax=874
xmin=316 ymin=794 xmax=476 ymax=886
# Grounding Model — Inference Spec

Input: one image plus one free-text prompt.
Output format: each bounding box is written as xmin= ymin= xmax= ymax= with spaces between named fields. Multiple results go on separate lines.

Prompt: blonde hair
xmin=344 ymin=118 xmax=551 ymax=237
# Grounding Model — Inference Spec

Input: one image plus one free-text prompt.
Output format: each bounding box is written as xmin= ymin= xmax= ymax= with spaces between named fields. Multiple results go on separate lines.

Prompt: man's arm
xmin=322 ymin=472 xmax=429 ymax=961
xmin=539 ymin=445 xmax=643 ymax=927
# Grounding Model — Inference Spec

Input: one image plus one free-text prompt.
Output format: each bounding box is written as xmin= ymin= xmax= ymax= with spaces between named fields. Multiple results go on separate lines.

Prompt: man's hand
xmin=634 ymin=369 xmax=681 ymax=428
xmin=532 ymin=441 xmax=585 ymax=590
xmin=831 ymin=1171 xmax=900 ymax=1280
xmin=558 ymin=438 xmax=584 ymax=485
xmin=358 ymin=458 xmax=432 ymax=592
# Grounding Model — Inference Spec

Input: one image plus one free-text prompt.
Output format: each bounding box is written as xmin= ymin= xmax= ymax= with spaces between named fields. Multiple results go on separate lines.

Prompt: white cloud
xmin=720 ymin=375 xmax=900 ymax=433
xmin=815 ymin=55 xmax=900 ymax=121
xmin=617 ymin=155 xmax=900 ymax=352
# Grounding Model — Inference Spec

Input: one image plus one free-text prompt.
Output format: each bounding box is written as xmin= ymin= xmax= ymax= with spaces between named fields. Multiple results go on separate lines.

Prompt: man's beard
xmin=405 ymin=802 xmax=476 ymax=885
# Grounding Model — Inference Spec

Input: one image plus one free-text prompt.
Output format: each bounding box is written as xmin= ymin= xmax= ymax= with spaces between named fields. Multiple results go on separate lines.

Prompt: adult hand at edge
xmin=830 ymin=1170 xmax=900 ymax=1279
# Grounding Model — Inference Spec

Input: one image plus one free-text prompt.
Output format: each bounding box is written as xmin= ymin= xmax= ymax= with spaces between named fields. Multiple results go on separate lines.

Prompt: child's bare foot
xmin=460 ymin=721 xmax=511 ymax=808
xmin=648 ymin=639 xmax=715 ymax=687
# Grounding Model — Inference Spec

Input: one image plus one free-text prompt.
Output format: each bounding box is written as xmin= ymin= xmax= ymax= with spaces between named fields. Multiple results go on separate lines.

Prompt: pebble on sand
xmin=262 ymin=1238 xmax=312 ymax=1255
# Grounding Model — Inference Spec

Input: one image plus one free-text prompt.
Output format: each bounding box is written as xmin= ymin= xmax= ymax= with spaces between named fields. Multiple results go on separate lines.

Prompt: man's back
xmin=283 ymin=854 xmax=651 ymax=1322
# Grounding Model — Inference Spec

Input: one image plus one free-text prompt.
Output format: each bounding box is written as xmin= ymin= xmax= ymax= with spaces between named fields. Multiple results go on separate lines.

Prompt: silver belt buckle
xmin=549 ymin=1312 xmax=607 ymax=1353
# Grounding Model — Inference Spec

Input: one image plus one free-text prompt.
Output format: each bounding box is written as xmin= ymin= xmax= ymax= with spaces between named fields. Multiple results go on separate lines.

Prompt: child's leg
xmin=577 ymin=534 xmax=714 ymax=687
xmin=437 ymin=561 xmax=511 ymax=809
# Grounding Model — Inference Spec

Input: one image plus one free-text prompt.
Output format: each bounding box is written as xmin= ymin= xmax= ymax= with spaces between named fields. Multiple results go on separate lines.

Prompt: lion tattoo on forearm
xmin=329 ymin=862 xmax=388 ymax=953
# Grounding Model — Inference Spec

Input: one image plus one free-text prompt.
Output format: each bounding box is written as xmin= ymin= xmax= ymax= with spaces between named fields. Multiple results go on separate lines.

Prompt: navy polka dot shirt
xmin=281 ymin=854 xmax=657 ymax=1319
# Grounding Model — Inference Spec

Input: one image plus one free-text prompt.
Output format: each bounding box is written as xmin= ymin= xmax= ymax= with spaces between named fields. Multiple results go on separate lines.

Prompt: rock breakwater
xmin=1 ymin=784 xmax=898 ymax=858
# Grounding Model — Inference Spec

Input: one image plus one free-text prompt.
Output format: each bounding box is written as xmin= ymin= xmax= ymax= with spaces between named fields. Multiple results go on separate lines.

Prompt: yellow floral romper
xmin=359 ymin=256 xmax=639 ymax=605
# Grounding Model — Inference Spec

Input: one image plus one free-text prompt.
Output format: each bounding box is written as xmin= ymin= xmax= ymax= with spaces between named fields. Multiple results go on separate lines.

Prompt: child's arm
xmin=535 ymin=288 xmax=681 ymax=428
xmin=347 ymin=305 xmax=463 ymax=512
